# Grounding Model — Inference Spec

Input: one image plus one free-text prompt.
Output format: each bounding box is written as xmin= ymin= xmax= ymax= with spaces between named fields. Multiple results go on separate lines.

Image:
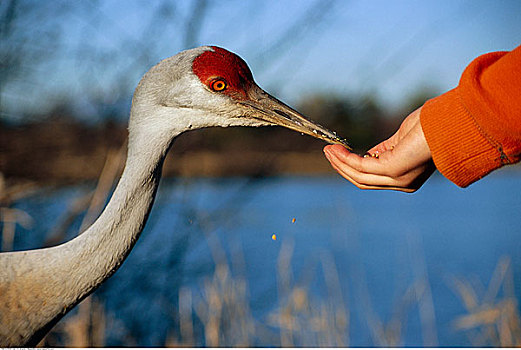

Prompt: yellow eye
xmin=210 ymin=79 xmax=227 ymax=92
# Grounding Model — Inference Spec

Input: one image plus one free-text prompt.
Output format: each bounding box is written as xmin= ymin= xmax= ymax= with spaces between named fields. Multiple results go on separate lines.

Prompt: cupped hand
xmin=323 ymin=108 xmax=435 ymax=192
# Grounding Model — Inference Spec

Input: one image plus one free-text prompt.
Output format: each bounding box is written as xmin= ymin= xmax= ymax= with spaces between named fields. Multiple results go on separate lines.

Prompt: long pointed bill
xmin=239 ymin=85 xmax=351 ymax=149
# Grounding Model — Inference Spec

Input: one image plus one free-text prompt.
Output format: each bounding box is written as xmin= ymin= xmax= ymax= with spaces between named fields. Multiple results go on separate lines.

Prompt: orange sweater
xmin=420 ymin=44 xmax=521 ymax=187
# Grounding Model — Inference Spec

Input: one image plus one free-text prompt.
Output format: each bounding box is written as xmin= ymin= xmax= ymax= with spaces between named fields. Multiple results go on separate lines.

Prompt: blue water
xmin=8 ymin=171 xmax=521 ymax=346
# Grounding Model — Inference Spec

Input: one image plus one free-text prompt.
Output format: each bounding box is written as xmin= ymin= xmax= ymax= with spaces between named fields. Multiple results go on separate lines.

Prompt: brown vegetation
xmin=2 ymin=128 xmax=520 ymax=346
xmin=0 ymin=94 xmax=404 ymax=184
xmin=0 ymin=119 xmax=334 ymax=183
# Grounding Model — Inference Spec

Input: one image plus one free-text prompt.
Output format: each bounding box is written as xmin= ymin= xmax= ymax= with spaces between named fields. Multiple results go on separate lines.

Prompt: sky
xmin=247 ymin=0 xmax=521 ymax=107
xmin=2 ymin=0 xmax=521 ymax=121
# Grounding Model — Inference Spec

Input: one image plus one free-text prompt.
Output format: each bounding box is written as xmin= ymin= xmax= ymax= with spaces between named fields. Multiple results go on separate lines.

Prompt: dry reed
xmin=37 ymin=146 xmax=125 ymax=347
xmin=268 ymin=239 xmax=349 ymax=346
xmin=0 ymin=172 xmax=38 ymax=252
xmin=450 ymin=256 xmax=521 ymax=347
xmin=4 ymin=163 xmax=521 ymax=346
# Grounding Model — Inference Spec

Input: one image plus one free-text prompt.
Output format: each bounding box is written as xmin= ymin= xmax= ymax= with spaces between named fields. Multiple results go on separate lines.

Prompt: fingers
xmin=366 ymin=139 xmax=396 ymax=155
xmin=323 ymin=107 xmax=433 ymax=193
xmin=365 ymin=108 xmax=422 ymax=156
xmin=325 ymin=144 xmax=398 ymax=177
xmin=323 ymin=145 xmax=424 ymax=193
xmin=326 ymin=154 xmax=417 ymax=192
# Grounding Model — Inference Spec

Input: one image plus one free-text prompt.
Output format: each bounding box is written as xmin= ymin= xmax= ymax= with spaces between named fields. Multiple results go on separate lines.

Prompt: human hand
xmin=323 ymin=107 xmax=435 ymax=192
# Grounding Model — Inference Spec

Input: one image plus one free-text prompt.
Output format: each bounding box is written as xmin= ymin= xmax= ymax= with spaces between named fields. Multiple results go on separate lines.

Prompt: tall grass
xmin=2 ymin=159 xmax=520 ymax=346
xmin=268 ymin=240 xmax=349 ymax=347
xmin=0 ymin=173 xmax=37 ymax=251
xmin=450 ymin=256 xmax=521 ymax=346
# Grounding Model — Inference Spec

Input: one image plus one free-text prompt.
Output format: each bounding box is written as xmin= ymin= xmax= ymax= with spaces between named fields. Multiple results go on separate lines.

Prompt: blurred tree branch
xmin=1 ymin=0 xmax=337 ymax=123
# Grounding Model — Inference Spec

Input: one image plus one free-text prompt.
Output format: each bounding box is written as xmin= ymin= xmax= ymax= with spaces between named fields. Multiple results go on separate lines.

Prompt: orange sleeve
xmin=420 ymin=45 xmax=521 ymax=187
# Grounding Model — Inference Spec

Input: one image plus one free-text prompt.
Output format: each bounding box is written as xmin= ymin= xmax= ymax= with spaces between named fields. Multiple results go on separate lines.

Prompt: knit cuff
xmin=420 ymin=89 xmax=504 ymax=187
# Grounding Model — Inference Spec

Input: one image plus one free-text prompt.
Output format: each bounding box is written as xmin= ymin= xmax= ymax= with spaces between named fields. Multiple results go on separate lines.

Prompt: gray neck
xmin=53 ymin=127 xmax=176 ymax=319
xmin=0 ymin=125 xmax=177 ymax=346
xmin=64 ymin=129 xmax=173 ymax=296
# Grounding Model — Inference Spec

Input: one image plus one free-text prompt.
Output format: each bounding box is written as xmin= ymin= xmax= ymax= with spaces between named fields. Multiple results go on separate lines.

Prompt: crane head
xmin=131 ymin=46 xmax=349 ymax=148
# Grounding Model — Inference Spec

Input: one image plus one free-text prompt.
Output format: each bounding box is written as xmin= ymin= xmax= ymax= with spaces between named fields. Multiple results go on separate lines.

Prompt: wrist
xmin=420 ymin=89 xmax=502 ymax=187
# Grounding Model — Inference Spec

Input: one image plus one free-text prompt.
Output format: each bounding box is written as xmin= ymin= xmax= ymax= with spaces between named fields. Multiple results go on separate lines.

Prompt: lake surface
xmin=8 ymin=171 xmax=521 ymax=346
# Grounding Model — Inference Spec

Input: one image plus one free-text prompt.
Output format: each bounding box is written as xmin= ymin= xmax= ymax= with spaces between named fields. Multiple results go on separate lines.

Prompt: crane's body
xmin=0 ymin=46 xmax=348 ymax=346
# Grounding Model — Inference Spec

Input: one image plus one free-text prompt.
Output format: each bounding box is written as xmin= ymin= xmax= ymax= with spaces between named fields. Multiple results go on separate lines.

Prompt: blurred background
xmin=1 ymin=0 xmax=521 ymax=346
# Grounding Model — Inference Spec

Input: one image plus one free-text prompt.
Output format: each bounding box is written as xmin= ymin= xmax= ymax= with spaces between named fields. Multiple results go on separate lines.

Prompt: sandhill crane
xmin=0 ymin=46 xmax=348 ymax=346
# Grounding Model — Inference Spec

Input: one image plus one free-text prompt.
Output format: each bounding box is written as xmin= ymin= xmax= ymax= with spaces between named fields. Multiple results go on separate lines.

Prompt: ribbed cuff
xmin=420 ymin=89 xmax=504 ymax=187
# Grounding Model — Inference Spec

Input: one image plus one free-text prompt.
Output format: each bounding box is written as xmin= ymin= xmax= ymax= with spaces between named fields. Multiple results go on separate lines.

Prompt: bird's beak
xmin=238 ymin=85 xmax=351 ymax=149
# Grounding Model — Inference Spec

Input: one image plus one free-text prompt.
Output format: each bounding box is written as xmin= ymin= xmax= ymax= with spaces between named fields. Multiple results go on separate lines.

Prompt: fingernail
xmin=324 ymin=150 xmax=330 ymax=159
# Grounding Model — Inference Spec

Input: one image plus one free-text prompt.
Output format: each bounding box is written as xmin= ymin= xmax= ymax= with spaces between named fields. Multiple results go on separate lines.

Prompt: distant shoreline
xmin=1 ymin=150 xmax=339 ymax=184
xmin=2 ymin=149 xmax=520 ymax=189
xmin=2 ymin=121 xmax=520 ymax=186
xmin=1 ymin=120 xmax=345 ymax=184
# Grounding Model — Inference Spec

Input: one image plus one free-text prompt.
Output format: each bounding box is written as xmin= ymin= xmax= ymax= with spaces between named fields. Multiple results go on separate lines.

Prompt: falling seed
xmin=272 ymin=234 xmax=277 ymax=240
xmin=291 ymin=218 xmax=296 ymax=223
